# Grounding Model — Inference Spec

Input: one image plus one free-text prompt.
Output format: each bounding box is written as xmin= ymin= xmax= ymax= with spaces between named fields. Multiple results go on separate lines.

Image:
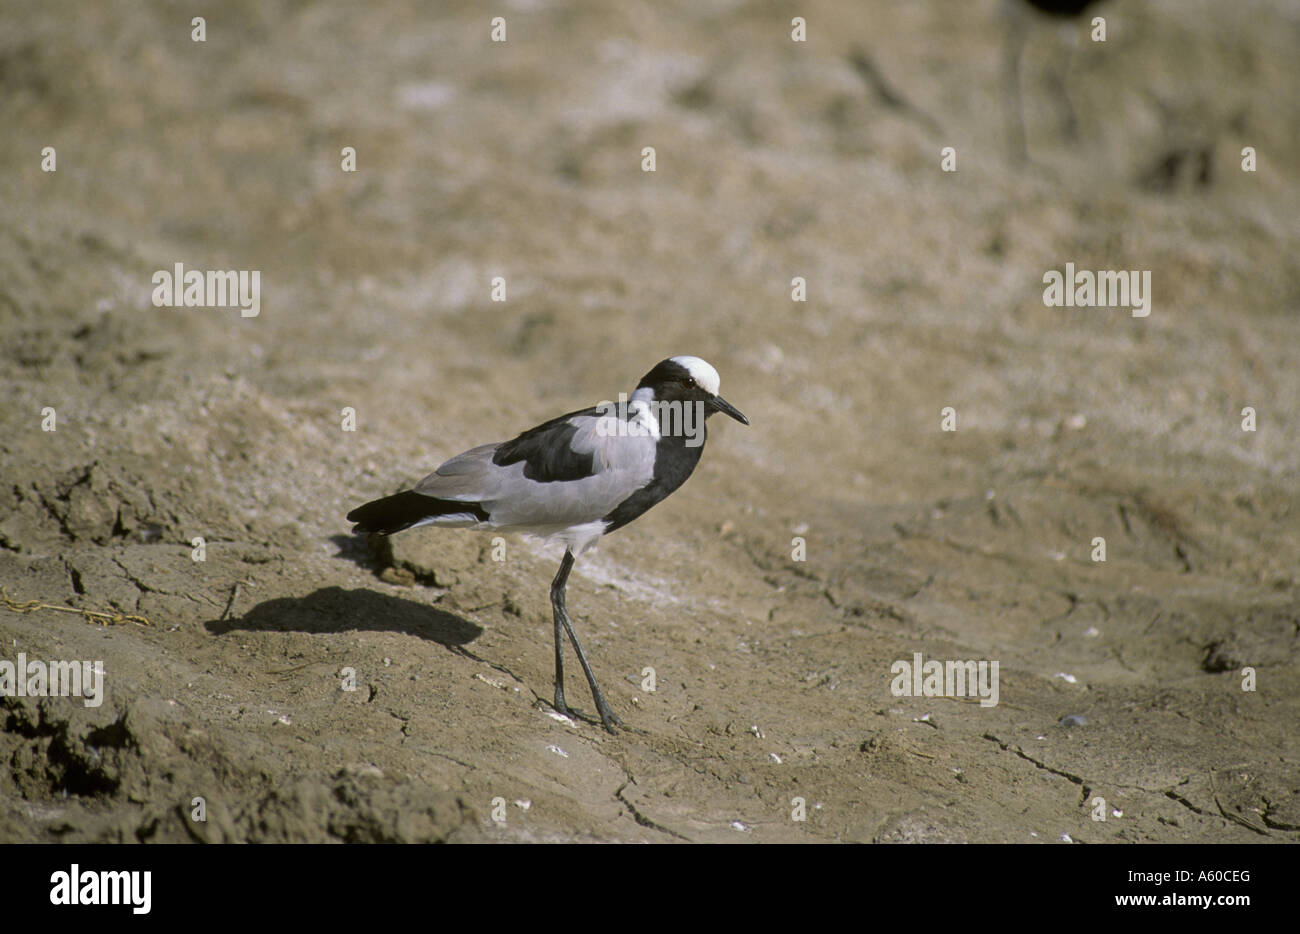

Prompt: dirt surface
xmin=2 ymin=0 xmax=1298 ymax=843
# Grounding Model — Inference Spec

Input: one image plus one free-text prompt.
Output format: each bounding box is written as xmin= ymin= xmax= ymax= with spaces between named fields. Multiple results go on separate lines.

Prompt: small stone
xmin=380 ymin=566 xmax=416 ymax=587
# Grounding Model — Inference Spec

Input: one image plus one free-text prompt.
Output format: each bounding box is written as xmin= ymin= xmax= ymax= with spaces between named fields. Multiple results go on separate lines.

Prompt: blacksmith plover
xmin=347 ymin=356 xmax=748 ymax=732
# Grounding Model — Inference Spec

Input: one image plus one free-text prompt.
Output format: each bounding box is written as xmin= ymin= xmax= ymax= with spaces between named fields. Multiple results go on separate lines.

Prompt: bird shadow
xmin=205 ymin=585 xmax=481 ymax=648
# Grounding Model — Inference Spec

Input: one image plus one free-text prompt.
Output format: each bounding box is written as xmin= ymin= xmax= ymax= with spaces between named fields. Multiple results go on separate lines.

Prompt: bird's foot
xmin=547 ymin=699 xmax=642 ymax=734
xmin=549 ymin=692 xmax=599 ymax=727
xmin=596 ymin=705 xmax=645 ymax=736
xmin=551 ymin=689 xmax=579 ymax=723
xmin=550 ymin=689 xmax=642 ymax=734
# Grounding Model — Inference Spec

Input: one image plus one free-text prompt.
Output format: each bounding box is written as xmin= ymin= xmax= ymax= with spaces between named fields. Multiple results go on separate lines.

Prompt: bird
xmin=346 ymin=356 xmax=749 ymax=733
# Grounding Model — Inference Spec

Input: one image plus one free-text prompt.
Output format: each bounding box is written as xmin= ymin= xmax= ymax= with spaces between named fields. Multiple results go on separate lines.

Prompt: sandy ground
xmin=2 ymin=0 xmax=1298 ymax=843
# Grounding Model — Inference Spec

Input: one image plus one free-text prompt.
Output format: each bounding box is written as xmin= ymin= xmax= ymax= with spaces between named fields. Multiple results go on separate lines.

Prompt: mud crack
xmin=614 ymin=780 xmax=690 ymax=841
xmin=982 ymin=733 xmax=1087 ymax=787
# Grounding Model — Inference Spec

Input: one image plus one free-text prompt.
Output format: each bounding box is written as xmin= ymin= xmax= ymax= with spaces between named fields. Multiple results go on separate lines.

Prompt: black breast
xmin=601 ymin=427 xmax=706 ymax=534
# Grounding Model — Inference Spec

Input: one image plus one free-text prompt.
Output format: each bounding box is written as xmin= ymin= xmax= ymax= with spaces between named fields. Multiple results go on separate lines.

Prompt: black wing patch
xmin=491 ymin=406 xmax=602 ymax=483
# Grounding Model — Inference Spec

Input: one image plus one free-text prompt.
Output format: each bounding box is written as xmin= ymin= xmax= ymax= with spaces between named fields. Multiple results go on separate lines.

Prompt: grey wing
xmin=413 ymin=414 xmax=656 ymax=530
xmin=414 ymin=443 xmax=501 ymax=500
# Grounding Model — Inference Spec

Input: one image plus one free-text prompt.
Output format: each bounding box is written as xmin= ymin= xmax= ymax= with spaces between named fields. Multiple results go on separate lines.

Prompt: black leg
xmin=559 ymin=608 xmax=623 ymax=733
xmin=550 ymin=550 xmax=574 ymax=717
xmin=549 ymin=550 xmax=624 ymax=733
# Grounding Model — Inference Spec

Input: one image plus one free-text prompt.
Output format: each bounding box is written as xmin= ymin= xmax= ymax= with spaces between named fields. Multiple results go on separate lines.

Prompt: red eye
xmin=681 ymin=377 xmax=697 ymax=388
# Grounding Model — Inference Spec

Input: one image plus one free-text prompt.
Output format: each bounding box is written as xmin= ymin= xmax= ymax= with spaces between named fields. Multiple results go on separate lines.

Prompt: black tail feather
xmin=347 ymin=490 xmax=489 ymax=535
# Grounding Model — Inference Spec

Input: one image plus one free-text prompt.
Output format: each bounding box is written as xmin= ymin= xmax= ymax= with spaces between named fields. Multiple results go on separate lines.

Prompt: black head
xmin=636 ymin=356 xmax=748 ymax=425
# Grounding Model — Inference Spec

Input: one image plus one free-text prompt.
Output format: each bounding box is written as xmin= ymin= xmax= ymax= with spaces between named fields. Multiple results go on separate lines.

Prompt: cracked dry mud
xmin=2 ymin=1 xmax=1298 ymax=842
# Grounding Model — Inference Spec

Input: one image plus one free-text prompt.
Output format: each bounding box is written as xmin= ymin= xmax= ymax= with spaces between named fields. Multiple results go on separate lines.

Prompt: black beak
xmin=710 ymin=394 xmax=749 ymax=425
